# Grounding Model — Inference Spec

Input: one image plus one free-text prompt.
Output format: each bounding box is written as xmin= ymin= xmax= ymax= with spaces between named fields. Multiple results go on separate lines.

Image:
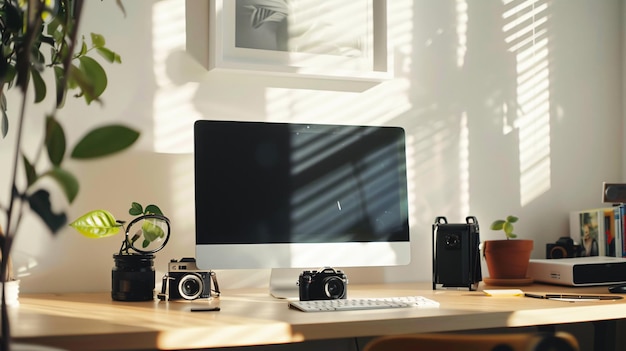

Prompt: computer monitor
xmin=194 ymin=120 xmax=410 ymax=297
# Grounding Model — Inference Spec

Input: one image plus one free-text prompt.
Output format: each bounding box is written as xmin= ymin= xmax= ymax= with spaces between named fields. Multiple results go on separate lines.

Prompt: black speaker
xmin=603 ymin=182 xmax=626 ymax=203
xmin=432 ymin=216 xmax=482 ymax=290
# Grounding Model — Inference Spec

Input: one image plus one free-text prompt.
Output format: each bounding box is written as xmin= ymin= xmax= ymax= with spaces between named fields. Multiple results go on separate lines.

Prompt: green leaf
xmin=3 ymin=2 xmax=22 ymax=33
xmin=96 ymin=47 xmax=122 ymax=64
xmin=503 ymin=222 xmax=514 ymax=235
xmin=1 ymin=107 xmax=7 ymax=138
xmin=129 ymin=202 xmax=143 ymax=216
xmin=22 ymin=154 xmax=37 ymax=187
xmin=144 ymin=204 xmax=163 ymax=215
xmin=31 ymin=67 xmax=47 ymax=103
xmin=67 ymin=63 xmax=91 ymax=102
xmin=91 ymin=33 xmax=106 ymax=48
xmin=45 ymin=116 xmax=66 ymax=166
xmin=70 ymin=125 xmax=139 ymax=159
xmin=79 ymin=40 xmax=88 ymax=57
xmin=3 ymin=65 xmax=16 ymax=89
xmin=54 ymin=66 xmax=67 ymax=108
xmin=69 ymin=209 xmax=122 ymax=238
xmin=506 ymin=215 xmax=519 ymax=223
xmin=28 ymin=189 xmax=68 ymax=234
xmin=78 ymin=56 xmax=107 ymax=104
xmin=141 ymin=218 xmax=165 ymax=242
xmin=490 ymin=220 xmax=505 ymax=231
xmin=45 ymin=167 xmax=79 ymax=203
xmin=46 ymin=15 xmax=62 ymax=37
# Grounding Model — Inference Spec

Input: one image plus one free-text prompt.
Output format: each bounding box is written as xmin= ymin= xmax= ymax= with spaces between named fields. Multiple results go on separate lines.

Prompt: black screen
xmin=194 ymin=121 xmax=409 ymax=245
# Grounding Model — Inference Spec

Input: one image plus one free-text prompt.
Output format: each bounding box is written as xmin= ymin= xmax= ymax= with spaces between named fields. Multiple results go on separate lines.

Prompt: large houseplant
xmin=483 ymin=215 xmax=534 ymax=285
xmin=0 ymin=0 xmax=135 ymax=349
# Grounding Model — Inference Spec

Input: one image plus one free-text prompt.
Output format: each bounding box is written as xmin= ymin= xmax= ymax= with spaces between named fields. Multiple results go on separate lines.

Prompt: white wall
xmin=1 ymin=0 xmax=622 ymax=294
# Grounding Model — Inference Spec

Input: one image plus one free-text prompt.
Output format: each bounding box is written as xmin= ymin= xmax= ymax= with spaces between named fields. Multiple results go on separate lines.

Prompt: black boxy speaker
xmin=432 ymin=216 xmax=482 ymax=290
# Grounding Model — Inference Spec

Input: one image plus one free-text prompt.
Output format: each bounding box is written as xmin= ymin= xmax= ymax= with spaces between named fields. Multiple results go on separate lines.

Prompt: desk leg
xmin=593 ymin=320 xmax=616 ymax=351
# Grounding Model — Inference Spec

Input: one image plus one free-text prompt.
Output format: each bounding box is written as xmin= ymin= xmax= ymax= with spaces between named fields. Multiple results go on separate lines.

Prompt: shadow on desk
xmin=362 ymin=331 xmax=579 ymax=351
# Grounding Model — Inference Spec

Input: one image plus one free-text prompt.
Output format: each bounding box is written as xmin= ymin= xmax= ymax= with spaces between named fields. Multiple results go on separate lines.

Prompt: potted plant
xmin=70 ymin=202 xmax=170 ymax=302
xmin=0 ymin=1 xmax=134 ymax=349
xmin=483 ymin=215 xmax=534 ymax=285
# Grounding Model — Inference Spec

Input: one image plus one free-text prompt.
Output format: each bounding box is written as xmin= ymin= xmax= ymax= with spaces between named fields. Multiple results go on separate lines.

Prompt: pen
xmin=524 ymin=293 xmax=547 ymax=299
xmin=524 ymin=293 xmax=622 ymax=300
xmin=545 ymin=294 xmax=622 ymax=300
xmin=190 ymin=307 xmax=221 ymax=312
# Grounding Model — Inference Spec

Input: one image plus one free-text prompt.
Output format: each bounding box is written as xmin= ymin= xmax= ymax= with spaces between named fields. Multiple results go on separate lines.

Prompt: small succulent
xmin=490 ymin=215 xmax=518 ymax=239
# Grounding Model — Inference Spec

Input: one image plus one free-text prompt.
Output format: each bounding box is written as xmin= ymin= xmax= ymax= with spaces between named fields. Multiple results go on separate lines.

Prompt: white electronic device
xmin=528 ymin=256 xmax=626 ymax=286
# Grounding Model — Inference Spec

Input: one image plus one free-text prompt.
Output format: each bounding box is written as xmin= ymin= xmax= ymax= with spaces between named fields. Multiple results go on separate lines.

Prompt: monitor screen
xmin=194 ymin=120 xmax=411 ymax=273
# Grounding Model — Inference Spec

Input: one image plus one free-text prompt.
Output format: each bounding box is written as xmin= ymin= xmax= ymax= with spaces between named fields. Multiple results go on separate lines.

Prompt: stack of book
xmin=569 ymin=206 xmax=626 ymax=258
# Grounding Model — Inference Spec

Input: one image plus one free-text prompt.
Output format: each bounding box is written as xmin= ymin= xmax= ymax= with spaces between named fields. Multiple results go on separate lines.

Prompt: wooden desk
xmin=11 ymin=282 xmax=626 ymax=350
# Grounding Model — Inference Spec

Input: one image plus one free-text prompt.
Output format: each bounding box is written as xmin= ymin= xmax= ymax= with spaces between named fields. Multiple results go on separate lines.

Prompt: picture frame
xmin=186 ymin=0 xmax=392 ymax=82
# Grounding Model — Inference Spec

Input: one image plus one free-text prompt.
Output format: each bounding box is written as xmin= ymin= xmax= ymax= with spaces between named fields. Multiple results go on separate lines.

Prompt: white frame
xmin=186 ymin=0 xmax=392 ymax=82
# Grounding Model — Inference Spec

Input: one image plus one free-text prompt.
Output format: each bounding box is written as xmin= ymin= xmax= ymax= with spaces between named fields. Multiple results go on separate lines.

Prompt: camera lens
xmin=323 ymin=276 xmax=345 ymax=299
xmin=550 ymin=246 xmax=567 ymax=259
xmin=178 ymin=274 xmax=203 ymax=300
xmin=444 ymin=234 xmax=461 ymax=249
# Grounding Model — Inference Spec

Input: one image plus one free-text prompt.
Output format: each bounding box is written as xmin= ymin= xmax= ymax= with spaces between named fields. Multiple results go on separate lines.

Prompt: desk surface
xmin=12 ymin=282 xmax=626 ymax=350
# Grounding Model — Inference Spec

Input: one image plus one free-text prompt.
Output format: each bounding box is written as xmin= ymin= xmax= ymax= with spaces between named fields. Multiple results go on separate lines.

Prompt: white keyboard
xmin=288 ymin=296 xmax=440 ymax=312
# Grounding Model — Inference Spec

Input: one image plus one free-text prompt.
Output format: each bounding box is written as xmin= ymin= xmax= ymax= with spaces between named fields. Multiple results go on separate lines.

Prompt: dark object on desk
xmin=432 ymin=216 xmax=482 ymax=291
xmin=546 ymin=237 xmax=583 ymax=259
xmin=608 ymin=283 xmax=626 ymax=293
xmin=190 ymin=307 xmax=221 ymax=312
xmin=363 ymin=331 xmax=579 ymax=351
xmin=298 ymin=267 xmax=348 ymax=301
xmin=112 ymin=254 xmax=155 ymax=301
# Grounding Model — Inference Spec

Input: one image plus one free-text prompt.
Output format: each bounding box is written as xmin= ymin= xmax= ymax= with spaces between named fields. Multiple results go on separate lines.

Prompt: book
xmin=603 ymin=208 xmax=616 ymax=257
xmin=569 ymin=208 xmax=610 ymax=257
xmin=618 ymin=204 xmax=626 ymax=257
xmin=613 ymin=205 xmax=622 ymax=257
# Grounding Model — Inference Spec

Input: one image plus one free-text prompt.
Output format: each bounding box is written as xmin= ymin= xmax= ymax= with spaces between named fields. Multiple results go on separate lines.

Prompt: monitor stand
xmin=269 ymin=268 xmax=301 ymax=299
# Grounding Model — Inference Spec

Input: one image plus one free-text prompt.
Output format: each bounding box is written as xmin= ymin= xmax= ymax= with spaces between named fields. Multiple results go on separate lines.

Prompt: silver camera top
xmin=168 ymin=257 xmax=203 ymax=272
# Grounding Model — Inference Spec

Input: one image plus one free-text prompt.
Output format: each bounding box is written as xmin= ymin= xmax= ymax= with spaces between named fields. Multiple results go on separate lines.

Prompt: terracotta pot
xmin=484 ymin=240 xmax=533 ymax=279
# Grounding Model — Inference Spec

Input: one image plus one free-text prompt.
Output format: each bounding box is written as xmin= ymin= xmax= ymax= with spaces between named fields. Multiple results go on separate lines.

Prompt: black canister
xmin=112 ymin=253 xmax=155 ymax=301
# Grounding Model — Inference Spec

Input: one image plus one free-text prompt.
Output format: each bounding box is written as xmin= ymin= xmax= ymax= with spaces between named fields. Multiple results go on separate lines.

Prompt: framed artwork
xmin=186 ymin=0 xmax=392 ymax=82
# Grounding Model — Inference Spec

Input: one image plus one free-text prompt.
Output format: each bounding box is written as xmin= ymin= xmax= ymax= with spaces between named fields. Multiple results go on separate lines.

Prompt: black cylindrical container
xmin=112 ymin=254 xmax=155 ymax=301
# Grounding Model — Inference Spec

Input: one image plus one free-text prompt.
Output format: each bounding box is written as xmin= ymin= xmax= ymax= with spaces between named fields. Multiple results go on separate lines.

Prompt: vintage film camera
xmin=298 ymin=267 xmax=348 ymax=301
xmin=158 ymin=257 xmax=220 ymax=301
xmin=432 ymin=216 xmax=482 ymax=291
xmin=546 ymin=237 xmax=583 ymax=259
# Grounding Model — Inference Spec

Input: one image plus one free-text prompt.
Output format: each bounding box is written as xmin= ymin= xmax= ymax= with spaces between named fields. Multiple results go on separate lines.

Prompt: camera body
xmin=159 ymin=257 xmax=212 ymax=300
xmin=432 ymin=216 xmax=482 ymax=290
xmin=298 ymin=267 xmax=348 ymax=301
xmin=546 ymin=237 xmax=583 ymax=259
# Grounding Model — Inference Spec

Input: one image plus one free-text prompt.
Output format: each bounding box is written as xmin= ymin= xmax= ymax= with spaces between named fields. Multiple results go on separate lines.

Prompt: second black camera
xmin=298 ymin=267 xmax=348 ymax=301
xmin=159 ymin=257 xmax=213 ymax=300
xmin=546 ymin=237 xmax=583 ymax=259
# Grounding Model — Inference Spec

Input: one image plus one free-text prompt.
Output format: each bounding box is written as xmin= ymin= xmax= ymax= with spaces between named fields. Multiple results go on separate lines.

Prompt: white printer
xmin=527 ymin=256 xmax=626 ymax=286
